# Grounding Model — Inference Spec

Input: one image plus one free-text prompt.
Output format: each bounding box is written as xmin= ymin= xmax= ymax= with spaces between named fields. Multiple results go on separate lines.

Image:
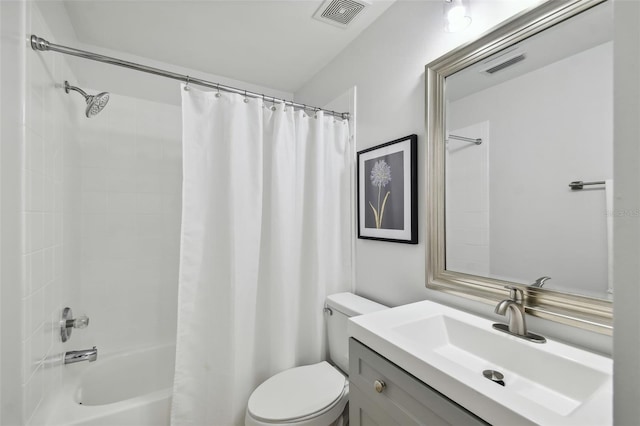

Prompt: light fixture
xmin=444 ymin=0 xmax=471 ymax=33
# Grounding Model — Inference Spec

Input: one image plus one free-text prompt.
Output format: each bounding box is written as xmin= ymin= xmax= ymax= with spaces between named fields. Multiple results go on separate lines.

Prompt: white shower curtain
xmin=171 ymin=85 xmax=352 ymax=426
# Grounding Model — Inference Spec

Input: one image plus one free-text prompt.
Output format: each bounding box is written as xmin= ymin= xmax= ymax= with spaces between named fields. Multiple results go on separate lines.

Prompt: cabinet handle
xmin=374 ymin=379 xmax=386 ymax=393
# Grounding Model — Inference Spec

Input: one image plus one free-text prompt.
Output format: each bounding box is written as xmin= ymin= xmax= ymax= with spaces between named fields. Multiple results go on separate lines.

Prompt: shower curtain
xmin=171 ymin=85 xmax=352 ymax=426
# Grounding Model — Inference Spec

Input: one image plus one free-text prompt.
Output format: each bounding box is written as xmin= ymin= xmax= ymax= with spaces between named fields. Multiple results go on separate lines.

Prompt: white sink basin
xmin=348 ymin=300 xmax=612 ymax=425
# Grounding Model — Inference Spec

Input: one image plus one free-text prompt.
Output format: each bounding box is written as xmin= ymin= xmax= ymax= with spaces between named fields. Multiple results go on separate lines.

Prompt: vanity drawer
xmin=349 ymin=338 xmax=488 ymax=426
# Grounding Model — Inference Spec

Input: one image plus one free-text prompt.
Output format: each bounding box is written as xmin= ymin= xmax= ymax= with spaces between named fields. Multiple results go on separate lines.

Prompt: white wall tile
xmin=53 ymin=212 xmax=62 ymax=244
xmin=29 ymin=213 xmax=43 ymax=253
xmin=43 ymin=248 xmax=54 ymax=285
xmin=22 ymin=299 xmax=32 ymax=351
xmin=136 ymin=136 xmax=164 ymax=169
xmin=106 ymin=192 xmax=137 ymax=213
xmin=30 ymin=289 xmax=45 ymax=336
xmin=22 ymin=3 xmax=83 ymax=423
xmin=81 ymin=191 xmax=107 ymax=213
xmin=22 ymin=338 xmax=32 ymax=385
xmin=81 ymin=167 xmax=109 ymax=191
xmin=81 ymin=136 xmax=110 ymax=168
xmin=53 ymin=246 xmax=62 ymax=279
xmin=162 ymin=171 xmax=183 ymax=194
xmin=30 ymin=250 xmax=44 ymax=292
xmin=43 ymin=138 xmax=56 ymax=179
xmin=27 ymin=169 xmax=44 ymax=212
xmin=106 ymin=168 xmax=137 ymax=193
xmin=42 ymin=213 xmax=53 ymax=249
xmin=107 ymin=137 xmax=138 ymax=169
xmin=24 ymin=363 xmax=43 ymax=424
xmin=29 ymin=326 xmax=45 ymax=377
xmin=53 ymin=182 xmax=63 ymax=212
xmin=136 ymin=193 xmax=164 ymax=214
xmin=136 ymin=214 xmax=163 ymax=238
xmin=78 ymin=94 xmax=181 ymax=356
xmin=27 ymin=76 xmax=45 ymax=138
xmin=22 ymin=254 xmax=33 ymax=299
xmin=42 ymin=177 xmax=54 ymax=213
xmin=163 ymin=139 xmax=183 ymax=173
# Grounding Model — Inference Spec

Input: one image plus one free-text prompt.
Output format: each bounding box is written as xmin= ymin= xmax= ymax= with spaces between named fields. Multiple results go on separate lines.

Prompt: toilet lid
xmin=247 ymin=361 xmax=346 ymax=422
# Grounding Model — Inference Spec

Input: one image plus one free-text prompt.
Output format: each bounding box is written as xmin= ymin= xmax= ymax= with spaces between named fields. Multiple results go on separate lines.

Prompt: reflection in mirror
xmin=444 ymin=1 xmax=612 ymax=300
xmin=426 ymin=0 xmax=613 ymax=334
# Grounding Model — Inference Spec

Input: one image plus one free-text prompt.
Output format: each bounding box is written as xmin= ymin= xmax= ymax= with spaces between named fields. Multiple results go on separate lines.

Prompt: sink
xmin=348 ymin=301 xmax=612 ymax=425
xmin=392 ymin=315 xmax=606 ymax=416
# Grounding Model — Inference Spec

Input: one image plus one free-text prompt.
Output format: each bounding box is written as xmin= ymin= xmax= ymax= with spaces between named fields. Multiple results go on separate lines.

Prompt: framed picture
xmin=357 ymin=134 xmax=418 ymax=244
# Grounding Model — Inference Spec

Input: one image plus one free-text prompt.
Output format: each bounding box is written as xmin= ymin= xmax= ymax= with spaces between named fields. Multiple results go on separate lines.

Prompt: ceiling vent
xmin=481 ymin=52 xmax=526 ymax=74
xmin=313 ymin=0 xmax=370 ymax=28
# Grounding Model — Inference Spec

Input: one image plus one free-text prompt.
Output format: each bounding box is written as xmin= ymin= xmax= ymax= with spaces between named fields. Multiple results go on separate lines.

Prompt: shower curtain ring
xmin=262 ymin=94 xmax=266 ymax=108
xmin=244 ymin=90 xmax=249 ymax=103
xmin=215 ymin=83 xmax=221 ymax=98
xmin=184 ymin=76 xmax=190 ymax=91
xmin=271 ymin=96 xmax=277 ymax=111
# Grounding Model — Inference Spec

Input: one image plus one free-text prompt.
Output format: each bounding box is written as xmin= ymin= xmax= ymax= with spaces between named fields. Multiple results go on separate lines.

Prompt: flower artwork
xmin=363 ymin=152 xmax=403 ymax=231
xmin=357 ymin=135 xmax=417 ymax=244
xmin=369 ymin=160 xmax=392 ymax=229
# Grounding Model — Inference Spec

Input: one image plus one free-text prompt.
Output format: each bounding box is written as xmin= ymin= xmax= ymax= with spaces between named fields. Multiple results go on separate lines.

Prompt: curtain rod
xmin=30 ymin=35 xmax=350 ymax=120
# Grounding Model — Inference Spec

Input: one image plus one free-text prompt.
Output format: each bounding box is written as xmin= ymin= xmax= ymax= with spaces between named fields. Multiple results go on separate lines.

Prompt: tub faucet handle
xmin=61 ymin=307 xmax=90 ymax=342
xmin=70 ymin=315 xmax=90 ymax=329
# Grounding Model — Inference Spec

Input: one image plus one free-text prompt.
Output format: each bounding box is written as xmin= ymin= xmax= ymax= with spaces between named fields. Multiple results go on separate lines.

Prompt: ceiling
xmin=60 ymin=0 xmax=396 ymax=94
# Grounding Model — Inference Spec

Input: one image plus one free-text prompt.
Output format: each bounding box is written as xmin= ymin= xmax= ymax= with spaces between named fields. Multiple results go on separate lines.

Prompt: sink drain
xmin=483 ymin=369 xmax=505 ymax=386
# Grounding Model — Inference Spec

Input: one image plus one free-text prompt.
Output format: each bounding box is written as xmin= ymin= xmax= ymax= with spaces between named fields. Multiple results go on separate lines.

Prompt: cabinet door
xmin=349 ymin=338 xmax=488 ymax=426
xmin=350 ymin=383 xmax=406 ymax=426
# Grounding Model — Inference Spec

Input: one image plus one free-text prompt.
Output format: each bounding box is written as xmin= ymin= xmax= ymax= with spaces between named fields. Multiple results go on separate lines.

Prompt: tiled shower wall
xmin=76 ymin=94 xmax=182 ymax=355
xmin=24 ymin=4 xmax=182 ymax=423
xmin=24 ymin=3 xmax=82 ymax=424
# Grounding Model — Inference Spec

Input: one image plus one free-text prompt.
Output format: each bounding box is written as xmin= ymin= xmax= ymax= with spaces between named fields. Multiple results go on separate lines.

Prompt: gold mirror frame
xmin=426 ymin=0 xmax=612 ymax=335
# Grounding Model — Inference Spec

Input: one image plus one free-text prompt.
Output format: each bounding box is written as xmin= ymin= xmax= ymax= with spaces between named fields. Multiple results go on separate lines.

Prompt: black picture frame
xmin=357 ymin=134 xmax=418 ymax=244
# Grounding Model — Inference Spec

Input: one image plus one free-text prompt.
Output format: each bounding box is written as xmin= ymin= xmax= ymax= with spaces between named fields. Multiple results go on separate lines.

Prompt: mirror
xmin=426 ymin=0 xmax=612 ymax=334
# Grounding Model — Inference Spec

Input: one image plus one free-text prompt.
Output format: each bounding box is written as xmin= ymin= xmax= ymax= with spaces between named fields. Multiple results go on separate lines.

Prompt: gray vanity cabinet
xmin=349 ymin=338 xmax=488 ymax=426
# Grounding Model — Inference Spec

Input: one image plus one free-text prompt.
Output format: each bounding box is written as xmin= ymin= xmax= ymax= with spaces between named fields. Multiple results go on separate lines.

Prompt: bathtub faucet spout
xmin=64 ymin=346 xmax=98 ymax=364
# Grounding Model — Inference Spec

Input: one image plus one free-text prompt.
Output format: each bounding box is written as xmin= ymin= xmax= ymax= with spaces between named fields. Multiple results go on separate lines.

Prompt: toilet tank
xmin=325 ymin=293 xmax=387 ymax=374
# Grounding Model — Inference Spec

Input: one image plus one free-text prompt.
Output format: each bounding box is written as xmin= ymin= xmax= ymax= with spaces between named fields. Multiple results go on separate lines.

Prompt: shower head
xmin=64 ymin=81 xmax=109 ymax=118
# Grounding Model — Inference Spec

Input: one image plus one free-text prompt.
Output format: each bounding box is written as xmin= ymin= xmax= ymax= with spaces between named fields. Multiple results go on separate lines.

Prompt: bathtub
xmin=47 ymin=344 xmax=175 ymax=426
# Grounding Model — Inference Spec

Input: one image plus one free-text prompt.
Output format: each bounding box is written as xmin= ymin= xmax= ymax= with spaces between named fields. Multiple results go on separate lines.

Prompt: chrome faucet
xmin=64 ymin=346 xmax=98 ymax=364
xmin=495 ymin=286 xmax=527 ymax=335
xmin=493 ymin=286 xmax=546 ymax=343
xmin=531 ymin=276 xmax=551 ymax=288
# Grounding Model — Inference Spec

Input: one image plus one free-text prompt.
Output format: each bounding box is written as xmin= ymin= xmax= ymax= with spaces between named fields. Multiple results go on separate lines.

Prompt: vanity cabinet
xmin=349 ymin=338 xmax=488 ymax=426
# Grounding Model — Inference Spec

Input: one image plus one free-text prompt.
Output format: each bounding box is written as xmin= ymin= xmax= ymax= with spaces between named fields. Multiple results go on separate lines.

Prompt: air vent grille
xmin=314 ymin=0 xmax=368 ymax=28
xmin=484 ymin=54 xmax=526 ymax=74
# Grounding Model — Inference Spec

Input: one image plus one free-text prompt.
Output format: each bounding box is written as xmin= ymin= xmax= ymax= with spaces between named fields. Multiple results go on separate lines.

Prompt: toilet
xmin=245 ymin=292 xmax=387 ymax=426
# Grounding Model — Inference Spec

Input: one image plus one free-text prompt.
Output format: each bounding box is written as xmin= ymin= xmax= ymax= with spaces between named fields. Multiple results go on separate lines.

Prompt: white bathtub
xmin=47 ymin=344 xmax=175 ymax=426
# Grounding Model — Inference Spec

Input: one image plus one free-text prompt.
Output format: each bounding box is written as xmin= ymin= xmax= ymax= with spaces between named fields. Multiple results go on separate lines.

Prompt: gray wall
xmin=297 ymin=0 xmax=640 ymax=423
xmin=296 ymin=0 xmax=544 ymax=305
xmin=295 ymin=0 xmax=612 ymax=353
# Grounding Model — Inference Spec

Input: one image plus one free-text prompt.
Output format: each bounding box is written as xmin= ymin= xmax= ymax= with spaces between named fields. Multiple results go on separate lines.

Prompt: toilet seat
xmin=246 ymin=362 xmax=348 ymax=425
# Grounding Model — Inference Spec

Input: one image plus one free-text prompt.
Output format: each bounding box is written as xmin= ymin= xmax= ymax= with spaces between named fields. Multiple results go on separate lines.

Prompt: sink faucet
xmin=493 ymin=286 xmax=546 ymax=343
xmin=64 ymin=346 xmax=98 ymax=364
xmin=494 ymin=286 xmax=527 ymax=335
